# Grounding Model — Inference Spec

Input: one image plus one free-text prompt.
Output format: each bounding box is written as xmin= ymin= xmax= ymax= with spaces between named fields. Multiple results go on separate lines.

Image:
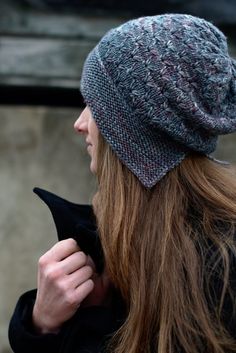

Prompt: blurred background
xmin=0 ymin=1 xmax=236 ymax=352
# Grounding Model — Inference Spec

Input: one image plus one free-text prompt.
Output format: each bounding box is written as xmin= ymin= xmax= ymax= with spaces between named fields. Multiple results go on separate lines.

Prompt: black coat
xmin=8 ymin=188 xmax=126 ymax=353
xmin=9 ymin=288 xmax=125 ymax=353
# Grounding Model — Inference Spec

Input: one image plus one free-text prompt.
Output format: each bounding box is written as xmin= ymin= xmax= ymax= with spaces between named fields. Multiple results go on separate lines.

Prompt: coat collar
xmin=33 ymin=187 xmax=104 ymax=273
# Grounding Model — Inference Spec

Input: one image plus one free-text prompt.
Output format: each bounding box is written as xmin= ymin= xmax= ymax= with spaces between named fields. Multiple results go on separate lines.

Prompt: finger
xmin=86 ymin=255 xmax=96 ymax=272
xmin=44 ymin=238 xmax=79 ymax=262
xmin=74 ymin=279 xmax=94 ymax=303
xmin=67 ymin=266 xmax=93 ymax=288
xmin=59 ymin=251 xmax=87 ymax=274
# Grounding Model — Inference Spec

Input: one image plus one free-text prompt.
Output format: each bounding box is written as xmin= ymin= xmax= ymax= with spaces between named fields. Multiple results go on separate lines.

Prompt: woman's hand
xmin=32 ymin=238 xmax=95 ymax=334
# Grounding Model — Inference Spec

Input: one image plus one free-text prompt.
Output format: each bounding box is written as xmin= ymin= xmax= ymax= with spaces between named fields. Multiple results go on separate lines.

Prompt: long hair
xmin=94 ymin=134 xmax=236 ymax=353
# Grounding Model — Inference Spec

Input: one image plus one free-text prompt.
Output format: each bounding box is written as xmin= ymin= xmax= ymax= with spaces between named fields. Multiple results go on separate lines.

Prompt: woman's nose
xmin=74 ymin=109 xmax=88 ymax=134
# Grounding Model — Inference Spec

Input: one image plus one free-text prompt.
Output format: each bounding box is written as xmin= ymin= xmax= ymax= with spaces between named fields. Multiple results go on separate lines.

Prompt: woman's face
xmin=74 ymin=106 xmax=99 ymax=173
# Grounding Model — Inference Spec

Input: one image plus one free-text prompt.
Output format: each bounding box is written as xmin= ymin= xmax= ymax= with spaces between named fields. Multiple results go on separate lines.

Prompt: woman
xmin=9 ymin=13 xmax=236 ymax=353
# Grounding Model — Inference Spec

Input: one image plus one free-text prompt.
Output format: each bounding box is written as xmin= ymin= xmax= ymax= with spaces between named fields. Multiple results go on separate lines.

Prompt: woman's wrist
xmin=32 ymin=304 xmax=61 ymax=335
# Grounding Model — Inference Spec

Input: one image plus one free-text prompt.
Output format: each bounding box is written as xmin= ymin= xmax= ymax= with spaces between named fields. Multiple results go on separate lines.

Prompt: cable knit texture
xmin=81 ymin=14 xmax=236 ymax=188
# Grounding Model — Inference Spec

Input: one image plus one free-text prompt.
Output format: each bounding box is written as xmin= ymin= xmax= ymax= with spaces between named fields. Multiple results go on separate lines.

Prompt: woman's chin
xmin=90 ymin=161 xmax=97 ymax=174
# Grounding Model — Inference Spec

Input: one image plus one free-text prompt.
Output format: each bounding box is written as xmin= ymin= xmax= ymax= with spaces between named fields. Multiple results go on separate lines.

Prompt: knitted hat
xmin=80 ymin=14 xmax=236 ymax=188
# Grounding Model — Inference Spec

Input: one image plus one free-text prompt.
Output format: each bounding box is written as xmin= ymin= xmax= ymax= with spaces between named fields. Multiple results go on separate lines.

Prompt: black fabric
xmin=33 ymin=187 xmax=104 ymax=273
xmin=8 ymin=290 xmax=62 ymax=353
xmin=8 ymin=289 xmax=126 ymax=353
xmin=8 ymin=188 xmax=125 ymax=353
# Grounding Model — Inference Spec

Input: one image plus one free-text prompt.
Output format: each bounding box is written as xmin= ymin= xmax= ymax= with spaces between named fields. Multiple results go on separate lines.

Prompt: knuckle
xmin=44 ymin=266 xmax=61 ymax=282
xmin=65 ymin=292 xmax=78 ymax=307
xmin=38 ymin=254 xmax=48 ymax=269
xmin=50 ymin=241 xmax=62 ymax=252
xmin=56 ymin=279 xmax=67 ymax=293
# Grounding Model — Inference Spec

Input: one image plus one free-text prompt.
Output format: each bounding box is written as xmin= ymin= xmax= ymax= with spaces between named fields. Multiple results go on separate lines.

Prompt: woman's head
xmin=76 ymin=14 xmax=236 ymax=353
xmin=80 ymin=14 xmax=236 ymax=188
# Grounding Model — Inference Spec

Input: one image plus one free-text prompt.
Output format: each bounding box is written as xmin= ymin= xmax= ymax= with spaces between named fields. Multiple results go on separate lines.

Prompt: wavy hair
xmin=94 ymin=134 xmax=236 ymax=353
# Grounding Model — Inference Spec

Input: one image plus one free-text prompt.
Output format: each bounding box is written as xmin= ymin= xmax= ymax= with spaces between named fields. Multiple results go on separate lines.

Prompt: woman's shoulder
xmin=8 ymin=288 xmax=125 ymax=353
xmin=9 ymin=289 xmax=62 ymax=353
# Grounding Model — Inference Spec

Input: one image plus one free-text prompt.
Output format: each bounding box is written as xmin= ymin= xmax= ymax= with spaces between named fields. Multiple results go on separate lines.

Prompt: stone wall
xmin=0 ymin=105 xmax=96 ymax=353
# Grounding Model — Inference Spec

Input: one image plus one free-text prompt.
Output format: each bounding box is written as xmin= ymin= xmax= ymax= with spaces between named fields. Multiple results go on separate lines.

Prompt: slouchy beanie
xmin=80 ymin=14 xmax=236 ymax=188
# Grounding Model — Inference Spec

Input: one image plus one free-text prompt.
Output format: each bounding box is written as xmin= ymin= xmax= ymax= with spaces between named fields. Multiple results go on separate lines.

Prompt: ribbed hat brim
xmin=81 ymin=48 xmax=188 ymax=188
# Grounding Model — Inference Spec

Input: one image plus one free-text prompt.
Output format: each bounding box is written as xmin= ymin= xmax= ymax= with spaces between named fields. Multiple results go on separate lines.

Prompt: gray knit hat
xmin=80 ymin=14 xmax=236 ymax=188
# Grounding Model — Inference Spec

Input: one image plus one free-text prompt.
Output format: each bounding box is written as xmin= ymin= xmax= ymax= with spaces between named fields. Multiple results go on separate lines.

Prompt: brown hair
xmin=94 ymin=135 xmax=236 ymax=353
